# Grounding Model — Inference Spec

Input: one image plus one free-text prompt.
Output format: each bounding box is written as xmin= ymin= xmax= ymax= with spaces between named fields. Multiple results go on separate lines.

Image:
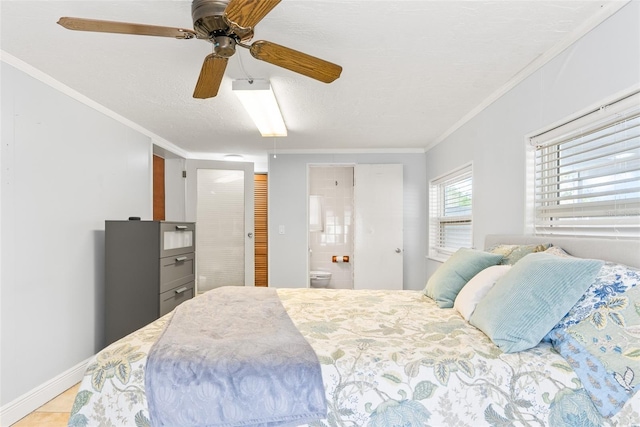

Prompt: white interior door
xmin=185 ymin=160 xmax=255 ymax=292
xmin=354 ymin=164 xmax=403 ymax=290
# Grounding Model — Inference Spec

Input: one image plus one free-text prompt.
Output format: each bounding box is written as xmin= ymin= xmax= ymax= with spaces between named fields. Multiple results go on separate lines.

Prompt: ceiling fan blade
xmin=249 ymin=41 xmax=342 ymax=83
xmin=224 ymin=0 xmax=281 ymax=29
xmin=57 ymin=17 xmax=196 ymax=39
xmin=193 ymin=54 xmax=228 ymax=99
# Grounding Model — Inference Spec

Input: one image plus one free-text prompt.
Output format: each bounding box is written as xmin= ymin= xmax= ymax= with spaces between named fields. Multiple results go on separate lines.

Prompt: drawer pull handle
xmin=175 ymin=256 xmax=188 ymax=262
xmin=175 ymin=225 xmax=188 ymax=230
xmin=175 ymin=287 xmax=188 ymax=294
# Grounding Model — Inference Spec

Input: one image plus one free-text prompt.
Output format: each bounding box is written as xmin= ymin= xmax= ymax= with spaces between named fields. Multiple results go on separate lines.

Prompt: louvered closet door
xmin=254 ymin=174 xmax=268 ymax=287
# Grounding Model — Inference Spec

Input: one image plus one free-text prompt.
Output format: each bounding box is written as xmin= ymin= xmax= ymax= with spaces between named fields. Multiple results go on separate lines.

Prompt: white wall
xmin=1 ymin=62 xmax=152 ymax=407
xmin=268 ymin=153 xmax=427 ymax=290
xmin=424 ymin=1 xmax=640 ymax=277
xmin=164 ymin=157 xmax=186 ymax=221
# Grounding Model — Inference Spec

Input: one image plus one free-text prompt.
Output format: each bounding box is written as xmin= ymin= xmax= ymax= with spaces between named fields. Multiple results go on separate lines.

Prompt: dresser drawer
xmin=160 ymin=282 xmax=194 ymax=316
xmin=160 ymin=222 xmax=195 ymax=258
xmin=159 ymin=252 xmax=195 ymax=293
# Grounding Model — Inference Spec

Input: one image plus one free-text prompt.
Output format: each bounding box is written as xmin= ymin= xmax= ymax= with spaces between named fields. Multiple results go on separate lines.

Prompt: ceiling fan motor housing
xmin=191 ymin=0 xmax=252 ymax=42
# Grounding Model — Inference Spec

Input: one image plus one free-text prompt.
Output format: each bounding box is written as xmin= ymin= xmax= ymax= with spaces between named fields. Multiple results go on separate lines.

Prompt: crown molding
xmin=266 ymin=148 xmax=426 ymax=155
xmin=1 ymin=50 xmax=189 ymax=159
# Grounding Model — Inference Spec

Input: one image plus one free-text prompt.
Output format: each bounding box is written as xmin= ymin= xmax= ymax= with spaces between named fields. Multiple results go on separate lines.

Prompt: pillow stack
xmin=424 ymin=243 xmax=640 ymax=419
xmin=424 ymin=245 xmax=603 ymax=353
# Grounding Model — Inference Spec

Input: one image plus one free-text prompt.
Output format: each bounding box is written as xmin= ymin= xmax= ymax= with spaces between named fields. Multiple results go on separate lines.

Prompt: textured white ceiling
xmin=0 ymin=0 xmax=626 ymax=163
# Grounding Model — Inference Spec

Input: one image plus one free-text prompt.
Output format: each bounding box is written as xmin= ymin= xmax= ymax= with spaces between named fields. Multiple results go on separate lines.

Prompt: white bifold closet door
xmin=186 ymin=160 xmax=255 ymax=293
xmin=354 ymin=164 xmax=403 ymax=290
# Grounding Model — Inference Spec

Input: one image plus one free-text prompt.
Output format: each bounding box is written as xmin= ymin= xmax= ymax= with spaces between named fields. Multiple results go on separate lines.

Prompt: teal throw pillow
xmin=424 ymin=248 xmax=503 ymax=308
xmin=469 ymin=252 xmax=603 ymax=353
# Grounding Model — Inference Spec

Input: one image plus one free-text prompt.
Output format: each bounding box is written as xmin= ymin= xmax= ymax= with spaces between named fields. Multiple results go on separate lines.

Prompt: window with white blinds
xmin=429 ymin=163 xmax=473 ymax=261
xmin=530 ymin=91 xmax=640 ymax=239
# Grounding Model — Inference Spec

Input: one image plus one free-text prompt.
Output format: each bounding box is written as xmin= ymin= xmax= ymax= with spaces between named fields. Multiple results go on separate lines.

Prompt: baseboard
xmin=0 ymin=358 xmax=90 ymax=427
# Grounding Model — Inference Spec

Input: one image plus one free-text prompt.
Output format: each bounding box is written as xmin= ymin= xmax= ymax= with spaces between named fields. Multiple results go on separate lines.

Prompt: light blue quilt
xmin=145 ymin=286 xmax=327 ymax=427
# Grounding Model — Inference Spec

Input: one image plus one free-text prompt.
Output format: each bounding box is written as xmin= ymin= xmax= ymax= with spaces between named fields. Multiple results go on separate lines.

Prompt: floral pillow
xmin=486 ymin=243 xmax=551 ymax=265
xmin=553 ymin=262 xmax=640 ymax=330
xmin=544 ymin=246 xmax=572 ymax=258
xmin=545 ymin=262 xmax=640 ymax=417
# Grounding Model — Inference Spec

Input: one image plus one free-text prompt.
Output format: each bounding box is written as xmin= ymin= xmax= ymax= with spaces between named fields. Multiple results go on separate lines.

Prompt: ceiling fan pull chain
xmin=237 ymin=48 xmax=254 ymax=82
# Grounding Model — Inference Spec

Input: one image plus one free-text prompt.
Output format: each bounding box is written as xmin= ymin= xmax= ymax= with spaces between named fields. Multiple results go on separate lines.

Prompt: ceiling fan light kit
xmin=56 ymin=0 xmax=342 ymax=99
xmin=233 ymin=79 xmax=287 ymax=137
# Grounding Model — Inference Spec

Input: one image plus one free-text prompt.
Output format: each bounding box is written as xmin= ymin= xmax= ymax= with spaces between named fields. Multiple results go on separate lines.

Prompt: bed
xmin=68 ymin=235 xmax=640 ymax=427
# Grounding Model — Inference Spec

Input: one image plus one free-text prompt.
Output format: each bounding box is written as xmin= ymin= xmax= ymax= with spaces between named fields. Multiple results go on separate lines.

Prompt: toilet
xmin=310 ymin=271 xmax=332 ymax=288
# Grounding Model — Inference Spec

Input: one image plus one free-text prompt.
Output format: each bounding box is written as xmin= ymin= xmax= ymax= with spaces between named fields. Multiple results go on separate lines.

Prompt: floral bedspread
xmin=69 ymin=288 xmax=640 ymax=427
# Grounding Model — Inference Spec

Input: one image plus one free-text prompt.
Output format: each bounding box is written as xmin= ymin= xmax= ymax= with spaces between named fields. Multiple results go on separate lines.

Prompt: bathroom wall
xmin=308 ymin=166 xmax=354 ymax=289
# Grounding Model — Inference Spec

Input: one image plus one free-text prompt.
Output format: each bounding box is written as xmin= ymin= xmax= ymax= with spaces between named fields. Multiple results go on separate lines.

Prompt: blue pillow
xmin=424 ymin=248 xmax=503 ymax=308
xmin=469 ymin=252 xmax=603 ymax=353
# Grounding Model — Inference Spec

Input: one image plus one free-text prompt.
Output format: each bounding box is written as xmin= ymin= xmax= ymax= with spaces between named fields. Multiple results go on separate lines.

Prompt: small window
xmin=529 ymin=91 xmax=640 ymax=239
xmin=429 ymin=163 xmax=473 ymax=261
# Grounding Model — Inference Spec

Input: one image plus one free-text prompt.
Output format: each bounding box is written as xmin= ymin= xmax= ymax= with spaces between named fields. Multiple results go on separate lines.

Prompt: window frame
xmin=526 ymin=90 xmax=640 ymax=239
xmin=428 ymin=162 xmax=474 ymax=262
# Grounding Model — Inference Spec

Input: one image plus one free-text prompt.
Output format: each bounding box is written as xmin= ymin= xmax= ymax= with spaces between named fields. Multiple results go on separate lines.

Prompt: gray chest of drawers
xmin=105 ymin=220 xmax=196 ymax=346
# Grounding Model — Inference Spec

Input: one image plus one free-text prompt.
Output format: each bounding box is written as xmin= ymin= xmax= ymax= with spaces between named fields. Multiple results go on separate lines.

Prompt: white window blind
xmin=530 ymin=92 xmax=640 ymax=239
xmin=429 ymin=164 xmax=473 ymax=260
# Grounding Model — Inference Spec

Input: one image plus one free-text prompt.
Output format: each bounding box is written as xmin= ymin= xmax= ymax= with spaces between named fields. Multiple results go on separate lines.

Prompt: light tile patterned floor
xmin=11 ymin=383 xmax=79 ymax=427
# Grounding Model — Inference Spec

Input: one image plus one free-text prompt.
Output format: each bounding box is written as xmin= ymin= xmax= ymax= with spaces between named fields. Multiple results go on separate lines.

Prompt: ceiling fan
xmin=57 ymin=0 xmax=342 ymax=99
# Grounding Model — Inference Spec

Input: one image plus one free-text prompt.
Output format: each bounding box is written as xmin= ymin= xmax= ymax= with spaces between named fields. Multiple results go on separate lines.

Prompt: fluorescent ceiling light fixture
xmin=232 ymin=79 xmax=287 ymax=137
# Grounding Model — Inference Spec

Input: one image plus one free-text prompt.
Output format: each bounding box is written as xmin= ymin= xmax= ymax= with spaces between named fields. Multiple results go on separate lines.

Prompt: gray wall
xmin=268 ymin=153 xmax=427 ymax=290
xmin=424 ymin=1 xmax=640 ymax=277
xmin=1 ymin=62 xmax=152 ymax=406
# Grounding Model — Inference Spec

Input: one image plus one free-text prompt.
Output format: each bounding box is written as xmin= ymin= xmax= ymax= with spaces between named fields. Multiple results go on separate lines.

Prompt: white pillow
xmin=454 ymin=265 xmax=512 ymax=320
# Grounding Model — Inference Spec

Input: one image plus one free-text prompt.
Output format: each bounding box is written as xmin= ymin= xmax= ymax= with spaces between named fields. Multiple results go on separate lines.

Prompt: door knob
xmin=248 ymin=232 xmax=253 ymax=238
xmin=395 ymin=248 xmax=402 ymax=253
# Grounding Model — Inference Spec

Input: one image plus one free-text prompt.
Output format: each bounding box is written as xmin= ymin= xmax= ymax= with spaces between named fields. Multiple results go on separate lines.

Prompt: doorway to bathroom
xmin=308 ymin=164 xmax=404 ymax=290
xmin=308 ymin=165 xmax=355 ymax=289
